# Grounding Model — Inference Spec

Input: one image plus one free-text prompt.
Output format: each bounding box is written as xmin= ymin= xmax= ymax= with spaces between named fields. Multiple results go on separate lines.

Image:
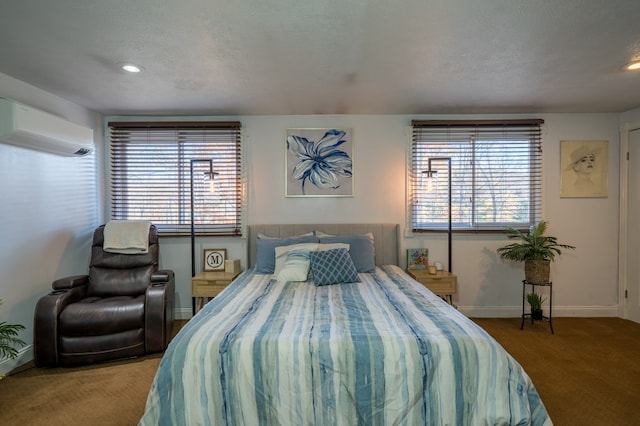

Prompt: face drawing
xmin=573 ymin=153 xmax=595 ymax=174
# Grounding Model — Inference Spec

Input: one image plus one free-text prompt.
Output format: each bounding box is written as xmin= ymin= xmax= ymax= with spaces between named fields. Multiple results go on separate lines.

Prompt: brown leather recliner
xmin=34 ymin=224 xmax=175 ymax=367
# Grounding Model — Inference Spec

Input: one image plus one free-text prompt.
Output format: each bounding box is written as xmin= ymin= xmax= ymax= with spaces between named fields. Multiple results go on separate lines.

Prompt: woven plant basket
xmin=525 ymin=260 xmax=550 ymax=284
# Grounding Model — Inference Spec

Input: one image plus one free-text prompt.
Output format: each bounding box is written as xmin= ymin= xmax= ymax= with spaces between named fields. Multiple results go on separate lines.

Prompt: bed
xmin=139 ymin=223 xmax=551 ymax=425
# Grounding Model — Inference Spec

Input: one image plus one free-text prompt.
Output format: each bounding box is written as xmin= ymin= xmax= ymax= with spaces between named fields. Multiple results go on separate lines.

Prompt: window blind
xmin=108 ymin=121 xmax=242 ymax=236
xmin=410 ymin=119 xmax=544 ymax=232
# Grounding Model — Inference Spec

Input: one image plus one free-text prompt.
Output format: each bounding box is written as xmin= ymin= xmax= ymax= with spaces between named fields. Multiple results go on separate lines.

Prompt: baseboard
xmin=551 ymin=306 xmax=619 ymax=317
xmin=459 ymin=305 xmax=619 ymax=318
xmin=175 ymin=307 xmax=193 ymax=320
xmin=0 ymin=344 xmax=33 ymax=377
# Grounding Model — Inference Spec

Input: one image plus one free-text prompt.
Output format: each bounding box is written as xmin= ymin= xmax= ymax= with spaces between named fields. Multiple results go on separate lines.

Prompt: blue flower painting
xmin=286 ymin=128 xmax=354 ymax=196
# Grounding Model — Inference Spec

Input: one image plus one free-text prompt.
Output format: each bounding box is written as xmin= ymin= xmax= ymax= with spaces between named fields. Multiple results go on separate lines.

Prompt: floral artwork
xmin=407 ymin=248 xmax=429 ymax=270
xmin=286 ymin=128 xmax=353 ymax=197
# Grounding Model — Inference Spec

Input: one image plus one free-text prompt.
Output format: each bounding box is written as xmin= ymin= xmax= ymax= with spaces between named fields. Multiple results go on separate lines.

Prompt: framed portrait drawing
xmin=560 ymin=140 xmax=608 ymax=198
xmin=203 ymin=248 xmax=226 ymax=271
xmin=285 ymin=128 xmax=354 ymax=197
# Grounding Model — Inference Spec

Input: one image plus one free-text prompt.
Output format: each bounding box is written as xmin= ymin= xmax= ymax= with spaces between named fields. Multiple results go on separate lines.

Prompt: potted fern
xmin=497 ymin=220 xmax=575 ymax=284
xmin=0 ymin=299 xmax=26 ymax=362
xmin=526 ymin=291 xmax=546 ymax=320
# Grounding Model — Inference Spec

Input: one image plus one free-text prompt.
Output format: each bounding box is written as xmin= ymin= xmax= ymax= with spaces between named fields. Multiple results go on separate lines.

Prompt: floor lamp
xmin=423 ymin=157 xmax=452 ymax=272
xmin=190 ymin=159 xmax=218 ymax=315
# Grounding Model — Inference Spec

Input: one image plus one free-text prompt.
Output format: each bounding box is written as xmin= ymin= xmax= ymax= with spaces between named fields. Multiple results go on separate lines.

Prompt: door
xmin=627 ymin=128 xmax=640 ymax=323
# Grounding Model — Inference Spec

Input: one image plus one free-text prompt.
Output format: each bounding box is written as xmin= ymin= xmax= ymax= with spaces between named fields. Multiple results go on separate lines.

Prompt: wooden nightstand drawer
xmin=191 ymin=282 xmax=230 ymax=297
xmin=192 ymin=277 xmax=234 ymax=286
xmin=407 ymin=269 xmax=457 ymax=304
xmin=192 ymin=271 xmax=242 ymax=314
xmin=421 ymin=279 xmax=456 ymax=294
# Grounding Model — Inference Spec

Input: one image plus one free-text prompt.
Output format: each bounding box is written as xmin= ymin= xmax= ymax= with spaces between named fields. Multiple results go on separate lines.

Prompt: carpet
xmin=1 ymin=318 xmax=639 ymax=425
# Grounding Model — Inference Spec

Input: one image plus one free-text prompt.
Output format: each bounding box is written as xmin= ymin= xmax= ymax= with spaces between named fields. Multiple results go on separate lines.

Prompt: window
xmin=108 ymin=121 xmax=242 ymax=236
xmin=410 ymin=119 xmax=543 ymax=232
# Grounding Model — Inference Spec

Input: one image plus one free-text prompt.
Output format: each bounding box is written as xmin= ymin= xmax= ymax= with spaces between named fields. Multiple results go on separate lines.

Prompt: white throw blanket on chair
xmin=103 ymin=220 xmax=151 ymax=254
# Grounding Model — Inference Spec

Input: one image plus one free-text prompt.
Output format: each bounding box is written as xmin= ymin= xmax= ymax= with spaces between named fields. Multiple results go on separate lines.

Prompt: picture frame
xmin=203 ymin=248 xmax=227 ymax=271
xmin=285 ymin=128 xmax=354 ymax=197
xmin=560 ymin=140 xmax=608 ymax=198
xmin=407 ymin=248 xmax=429 ymax=270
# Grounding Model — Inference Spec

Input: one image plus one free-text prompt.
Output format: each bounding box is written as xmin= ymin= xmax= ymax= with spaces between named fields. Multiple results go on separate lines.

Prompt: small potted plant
xmin=526 ymin=291 xmax=546 ymax=320
xmin=0 ymin=299 xmax=26 ymax=362
xmin=497 ymin=220 xmax=575 ymax=284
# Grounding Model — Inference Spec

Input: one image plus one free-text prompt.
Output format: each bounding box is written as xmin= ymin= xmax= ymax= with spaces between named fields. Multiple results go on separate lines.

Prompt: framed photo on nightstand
xmin=407 ymin=248 xmax=429 ymax=270
xmin=203 ymin=248 xmax=226 ymax=271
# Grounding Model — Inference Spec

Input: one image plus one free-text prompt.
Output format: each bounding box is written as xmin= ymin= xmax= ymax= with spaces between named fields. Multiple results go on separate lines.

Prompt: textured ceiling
xmin=1 ymin=0 xmax=639 ymax=115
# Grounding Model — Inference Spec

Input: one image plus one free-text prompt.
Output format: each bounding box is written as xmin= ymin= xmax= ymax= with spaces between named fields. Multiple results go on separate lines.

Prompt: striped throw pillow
xmin=276 ymin=248 xmax=313 ymax=282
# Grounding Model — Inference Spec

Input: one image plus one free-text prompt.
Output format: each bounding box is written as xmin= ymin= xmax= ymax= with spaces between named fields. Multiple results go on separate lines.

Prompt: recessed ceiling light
xmin=119 ymin=63 xmax=144 ymax=73
xmin=623 ymin=60 xmax=640 ymax=71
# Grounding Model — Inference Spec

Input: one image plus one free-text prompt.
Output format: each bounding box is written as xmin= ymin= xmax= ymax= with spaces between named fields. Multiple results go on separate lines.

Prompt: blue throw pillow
xmin=255 ymin=234 xmax=319 ymax=273
xmin=309 ymin=248 xmax=360 ymax=286
xmin=318 ymin=233 xmax=375 ymax=272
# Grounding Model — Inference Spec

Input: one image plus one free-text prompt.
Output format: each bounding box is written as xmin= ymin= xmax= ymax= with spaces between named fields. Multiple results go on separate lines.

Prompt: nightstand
xmin=191 ymin=270 xmax=242 ymax=315
xmin=407 ymin=269 xmax=457 ymax=305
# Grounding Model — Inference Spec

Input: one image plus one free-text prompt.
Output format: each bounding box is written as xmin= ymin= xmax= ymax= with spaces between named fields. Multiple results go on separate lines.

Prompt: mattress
xmin=139 ymin=266 xmax=551 ymax=425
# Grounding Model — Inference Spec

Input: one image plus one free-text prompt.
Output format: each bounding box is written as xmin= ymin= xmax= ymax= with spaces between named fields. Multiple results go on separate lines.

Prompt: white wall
xmin=0 ymin=73 xmax=102 ymax=374
xmin=621 ymin=106 xmax=640 ymax=123
xmin=0 ymin=69 xmax=625 ymax=372
xmin=149 ymin=113 xmax=621 ymax=319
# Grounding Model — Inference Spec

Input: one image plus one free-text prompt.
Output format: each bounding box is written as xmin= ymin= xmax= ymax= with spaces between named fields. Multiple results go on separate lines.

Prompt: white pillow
xmin=276 ymin=248 xmax=314 ymax=283
xmin=273 ymin=243 xmax=319 ymax=277
xmin=316 ymin=242 xmax=350 ymax=252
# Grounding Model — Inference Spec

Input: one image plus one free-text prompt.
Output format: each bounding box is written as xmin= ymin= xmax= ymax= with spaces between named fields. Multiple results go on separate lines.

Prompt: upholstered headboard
xmin=247 ymin=223 xmax=400 ymax=268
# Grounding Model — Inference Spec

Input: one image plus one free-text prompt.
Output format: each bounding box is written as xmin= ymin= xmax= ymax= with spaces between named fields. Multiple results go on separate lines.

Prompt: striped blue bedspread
xmin=140 ymin=265 xmax=551 ymax=425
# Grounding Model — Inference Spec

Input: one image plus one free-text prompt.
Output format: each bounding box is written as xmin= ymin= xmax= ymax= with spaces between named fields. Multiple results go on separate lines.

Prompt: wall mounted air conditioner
xmin=0 ymin=98 xmax=94 ymax=156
